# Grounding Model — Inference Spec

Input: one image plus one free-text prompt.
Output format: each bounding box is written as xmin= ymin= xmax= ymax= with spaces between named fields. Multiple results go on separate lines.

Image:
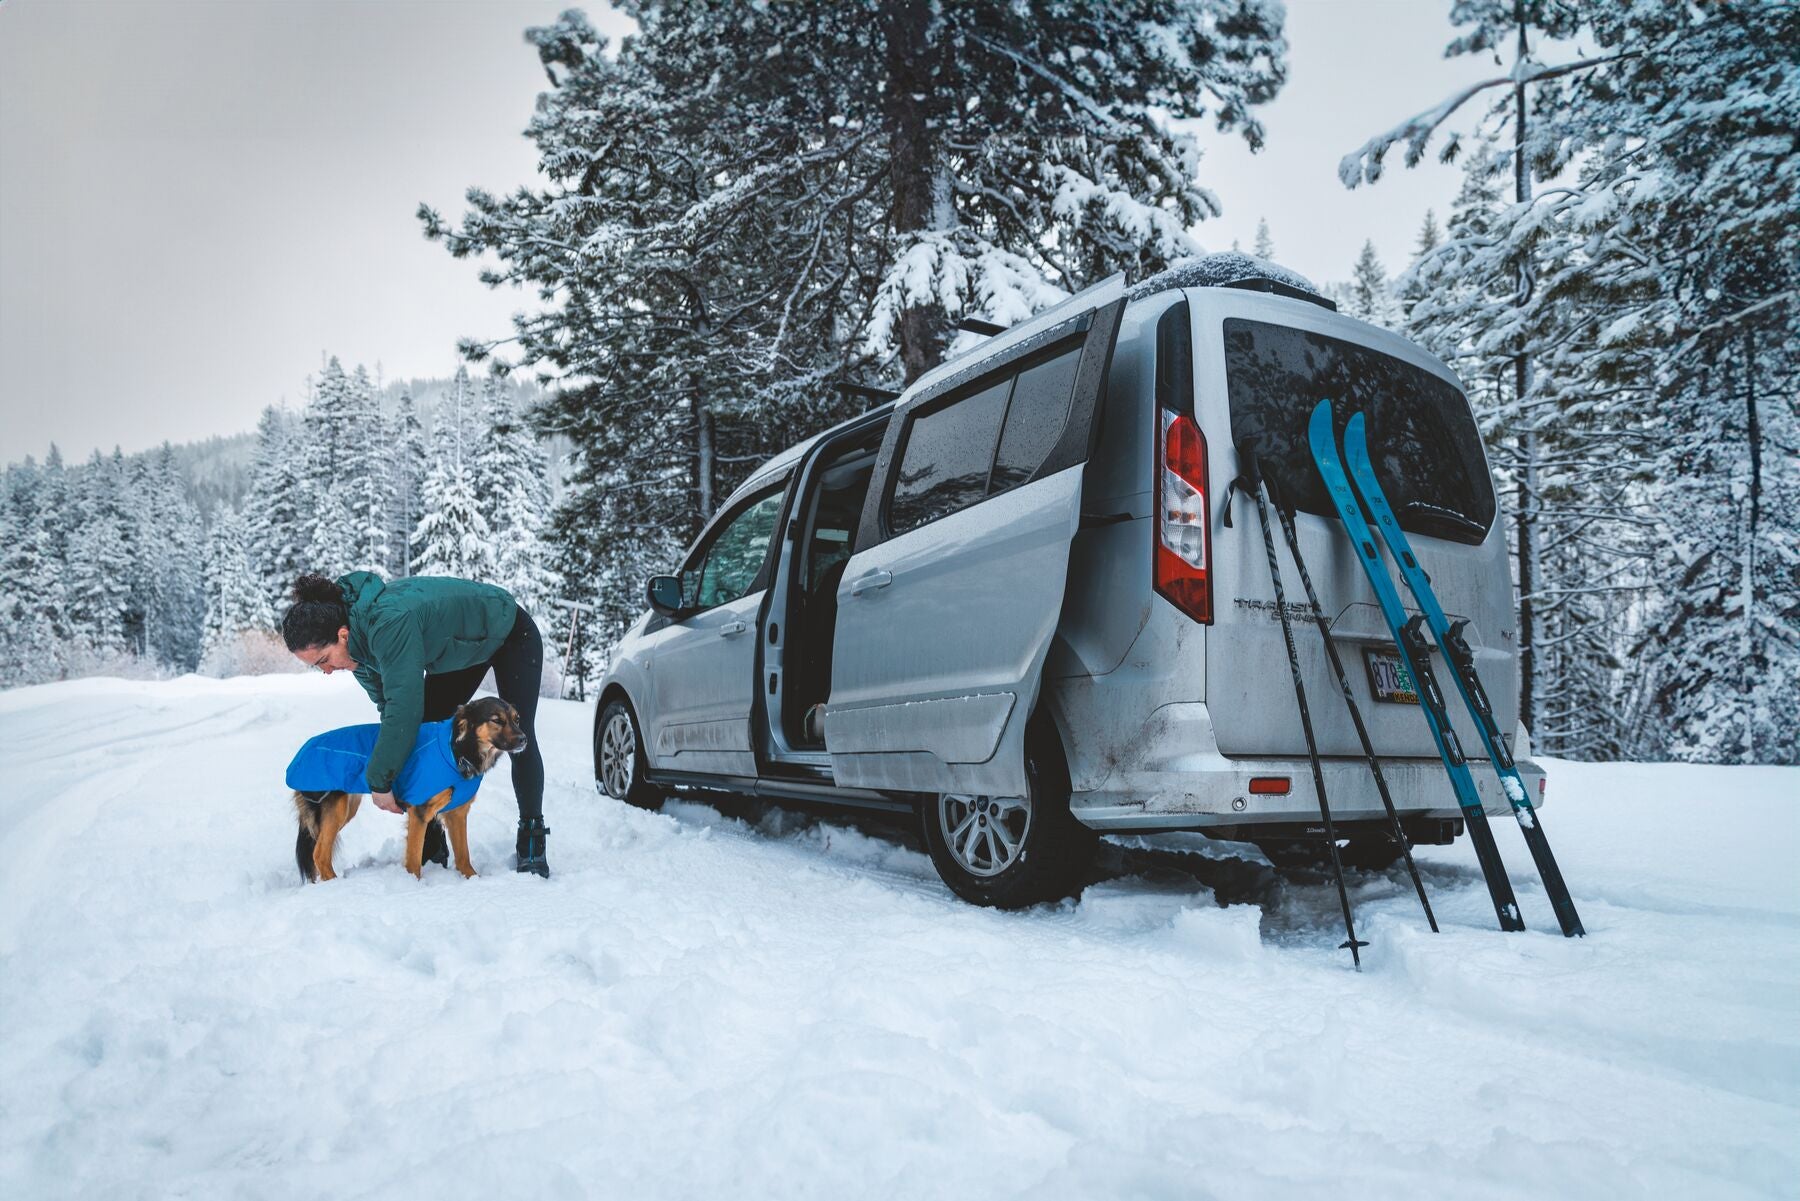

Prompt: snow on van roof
xmin=1128 ymin=252 xmax=1327 ymax=304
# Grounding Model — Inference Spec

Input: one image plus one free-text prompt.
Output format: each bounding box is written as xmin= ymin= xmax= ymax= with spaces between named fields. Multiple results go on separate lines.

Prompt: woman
xmin=282 ymin=571 xmax=551 ymax=877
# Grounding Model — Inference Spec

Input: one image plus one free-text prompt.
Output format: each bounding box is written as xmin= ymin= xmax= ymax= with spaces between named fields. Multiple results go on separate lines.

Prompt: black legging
xmin=421 ymin=604 xmax=545 ymax=821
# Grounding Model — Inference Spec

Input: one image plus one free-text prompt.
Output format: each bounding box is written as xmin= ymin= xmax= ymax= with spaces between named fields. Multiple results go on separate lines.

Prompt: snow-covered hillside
xmin=1 ymin=675 xmax=1794 ymax=1200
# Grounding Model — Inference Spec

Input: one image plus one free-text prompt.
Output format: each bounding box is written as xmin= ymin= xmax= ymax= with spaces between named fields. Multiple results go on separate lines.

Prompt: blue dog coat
xmin=286 ymin=719 xmax=483 ymax=812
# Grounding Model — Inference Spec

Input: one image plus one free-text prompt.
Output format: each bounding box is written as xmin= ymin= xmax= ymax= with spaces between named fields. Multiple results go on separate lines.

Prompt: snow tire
xmin=921 ymin=720 xmax=1096 ymax=909
xmin=596 ymin=696 xmax=663 ymax=810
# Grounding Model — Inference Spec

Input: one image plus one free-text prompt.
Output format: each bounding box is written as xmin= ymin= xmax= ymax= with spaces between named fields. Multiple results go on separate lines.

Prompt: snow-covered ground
xmin=1 ymin=674 xmax=1795 ymax=1201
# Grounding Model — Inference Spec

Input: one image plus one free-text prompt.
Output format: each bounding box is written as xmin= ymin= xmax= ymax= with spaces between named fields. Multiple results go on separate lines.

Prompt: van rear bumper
xmin=1068 ymin=701 xmax=1546 ymax=833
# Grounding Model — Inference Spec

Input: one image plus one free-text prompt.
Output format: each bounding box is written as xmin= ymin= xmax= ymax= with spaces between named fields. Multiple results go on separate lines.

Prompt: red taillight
xmin=1248 ymin=777 xmax=1290 ymax=795
xmin=1538 ymin=776 xmax=1546 ymax=800
xmin=1156 ymin=409 xmax=1212 ymax=623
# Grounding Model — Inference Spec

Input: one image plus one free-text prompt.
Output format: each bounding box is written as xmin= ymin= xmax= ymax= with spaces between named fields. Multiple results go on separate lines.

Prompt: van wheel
xmin=597 ymin=697 xmax=662 ymax=809
xmin=921 ymin=725 xmax=1095 ymax=909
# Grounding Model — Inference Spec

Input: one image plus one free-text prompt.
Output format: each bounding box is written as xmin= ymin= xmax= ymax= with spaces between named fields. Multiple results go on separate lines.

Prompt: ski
xmin=1342 ymin=413 xmax=1586 ymax=938
xmin=1265 ymin=472 xmax=1438 ymax=933
xmin=1306 ymin=400 xmax=1526 ymax=933
xmin=1237 ymin=451 xmax=1369 ymax=968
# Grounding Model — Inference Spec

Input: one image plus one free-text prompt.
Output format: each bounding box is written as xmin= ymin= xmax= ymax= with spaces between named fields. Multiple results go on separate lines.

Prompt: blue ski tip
xmin=1308 ymin=398 xmax=1333 ymax=444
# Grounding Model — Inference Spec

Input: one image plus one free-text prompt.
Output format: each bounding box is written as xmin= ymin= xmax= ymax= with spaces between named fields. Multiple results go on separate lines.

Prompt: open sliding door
xmin=825 ymin=277 xmax=1126 ymax=796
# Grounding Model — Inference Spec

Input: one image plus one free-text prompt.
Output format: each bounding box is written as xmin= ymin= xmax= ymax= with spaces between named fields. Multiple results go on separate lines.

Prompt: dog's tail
xmin=293 ymin=790 xmax=331 ymax=883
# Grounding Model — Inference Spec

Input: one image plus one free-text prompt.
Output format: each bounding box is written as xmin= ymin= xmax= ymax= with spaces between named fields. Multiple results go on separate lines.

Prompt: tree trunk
xmin=882 ymin=0 xmax=948 ymax=384
xmin=1512 ymin=6 xmax=1537 ymax=734
xmin=688 ymin=286 xmax=716 ymax=538
xmin=688 ymin=375 xmax=714 ymax=540
xmin=1742 ymin=327 xmax=1761 ymax=760
xmin=698 ymin=405 xmax=715 ymax=522
xmin=1517 ymin=366 xmax=1537 ymax=735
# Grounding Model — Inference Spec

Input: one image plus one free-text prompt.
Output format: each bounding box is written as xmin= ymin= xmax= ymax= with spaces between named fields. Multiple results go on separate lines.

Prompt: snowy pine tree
xmin=200 ymin=510 xmax=229 ymax=657
xmin=1400 ymin=143 xmax=1657 ymax=759
xmin=1253 ymin=218 xmax=1276 ymax=261
xmin=304 ymin=480 xmax=358 ymax=578
xmin=66 ymin=451 xmax=134 ymax=657
xmin=298 ymin=357 xmax=375 ymax=576
xmin=387 ymin=389 xmax=428 ymax=577
xmin=1396 ymin=210 xmax=1443 ymax=325
xmin=0 ymin=447 xmax=79 ymax=684
xmin=413 ymin=461 xmax=493 ymax=581
xmin=200 ymin=503 xmax=276 ymax=672
xmin=0 ymin=458 xmax=34 ymax=601
xmin=0 ymin=458 xmax=62 ymax=682
xmin=241 ymin=406 xmax=308 ymax=614
xmin=134 ymin=444 xmax=206 ymax=671
xmin=1414 ymin=210 xmax=1441 ymax=256
xmin=1346 ymin=240 xmax=1399 ymax=328
xmin=474 ymin=376 xmax=557 ymax=614
xmin=424 ymin=1 xmax=1288 ymax=632
xmin=413 ymin=368 xmax=496 ymax=580
xmin=1347 ymin=0 xmax=1799 ymax=762
xmin=344 ymin=365 xmax=392 ymax=575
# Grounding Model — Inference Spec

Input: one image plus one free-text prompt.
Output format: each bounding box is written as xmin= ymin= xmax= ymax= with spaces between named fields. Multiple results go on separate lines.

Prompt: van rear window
xmin=1223 ymin=319 xmax=1496 ymax=544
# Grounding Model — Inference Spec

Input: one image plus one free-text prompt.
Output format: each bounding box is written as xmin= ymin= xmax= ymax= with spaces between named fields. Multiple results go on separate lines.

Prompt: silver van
xmin=593 ymin=254 xmax=1545 ymax=908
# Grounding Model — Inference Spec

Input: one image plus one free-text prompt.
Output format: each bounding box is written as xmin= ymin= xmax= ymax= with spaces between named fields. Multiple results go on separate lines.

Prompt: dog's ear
xmin=452 ymin=704 xmax=471 ymax=745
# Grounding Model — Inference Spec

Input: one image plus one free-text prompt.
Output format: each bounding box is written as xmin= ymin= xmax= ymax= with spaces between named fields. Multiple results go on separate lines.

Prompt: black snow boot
xmin=515 ymin=817 xmax=551 ymax=878
xmin=422 ymin=817 xmax=450 ymax=869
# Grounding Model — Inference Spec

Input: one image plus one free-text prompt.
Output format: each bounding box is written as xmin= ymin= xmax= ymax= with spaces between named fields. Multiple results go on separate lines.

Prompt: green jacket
xmin=337 ymin=571 xmax=517 ymax=792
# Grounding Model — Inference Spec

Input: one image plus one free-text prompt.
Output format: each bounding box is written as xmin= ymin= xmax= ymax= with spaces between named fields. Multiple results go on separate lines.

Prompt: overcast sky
xmin=0 ymin=0 xmax=1498 ymax=468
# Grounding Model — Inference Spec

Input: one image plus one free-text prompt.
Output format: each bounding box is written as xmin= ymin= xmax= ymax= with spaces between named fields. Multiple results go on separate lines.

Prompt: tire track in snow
xmin=17 ymin=696 xmax=273 ymax=766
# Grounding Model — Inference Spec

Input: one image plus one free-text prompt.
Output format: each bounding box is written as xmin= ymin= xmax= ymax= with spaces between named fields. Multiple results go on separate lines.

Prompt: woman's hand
xmin=371 ymin=790 xmax=402 ymax=814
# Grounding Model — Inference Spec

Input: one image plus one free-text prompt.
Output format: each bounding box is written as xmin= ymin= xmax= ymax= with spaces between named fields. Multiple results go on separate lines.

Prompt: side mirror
xmin=646 ymin=574 xmax=685 ymax=617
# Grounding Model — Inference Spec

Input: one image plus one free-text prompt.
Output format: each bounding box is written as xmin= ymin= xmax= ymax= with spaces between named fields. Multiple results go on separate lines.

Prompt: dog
xmin=289 ymin=696 xmax=528 ymax=882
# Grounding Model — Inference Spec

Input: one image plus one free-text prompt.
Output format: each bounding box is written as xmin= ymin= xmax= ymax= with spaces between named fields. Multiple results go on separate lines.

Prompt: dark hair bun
xmin=292 ymin=573 xmax=342 ymax=604
xmin=281 ymin=572 xmax=351 ymax=652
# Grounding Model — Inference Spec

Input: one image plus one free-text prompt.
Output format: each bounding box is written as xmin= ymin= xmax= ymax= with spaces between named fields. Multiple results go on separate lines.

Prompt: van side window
xmin=887 ymin=341 xmax=1084 ymax=537
xmin=991 ymin=346 xmax=1082 ymax=491
xmin=689 ymin=487 xmax=786 ymax=610
xmin=889 ymin=378 xmax=1011 ymax=536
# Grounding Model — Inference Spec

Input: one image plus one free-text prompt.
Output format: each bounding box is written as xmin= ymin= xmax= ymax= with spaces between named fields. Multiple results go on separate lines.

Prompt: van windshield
xmin=1223 ymin=318 xmax=1496 ymax=545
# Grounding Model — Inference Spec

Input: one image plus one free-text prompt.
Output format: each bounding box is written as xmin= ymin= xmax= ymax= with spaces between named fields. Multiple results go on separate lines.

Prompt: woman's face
xmin=295 ymin=626 xmax=358 ymax=675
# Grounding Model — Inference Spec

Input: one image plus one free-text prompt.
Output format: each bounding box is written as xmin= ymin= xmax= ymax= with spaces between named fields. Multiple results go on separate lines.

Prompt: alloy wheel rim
xmin=939 ymin=791 xmax=1031 ymax=877
xmin=601 ymin=712 xmax=635 ymax=797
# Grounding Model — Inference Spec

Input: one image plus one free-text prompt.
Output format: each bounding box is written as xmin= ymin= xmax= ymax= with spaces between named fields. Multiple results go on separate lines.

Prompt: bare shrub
xmin=199 ymin=629 xmax=305 ymax=678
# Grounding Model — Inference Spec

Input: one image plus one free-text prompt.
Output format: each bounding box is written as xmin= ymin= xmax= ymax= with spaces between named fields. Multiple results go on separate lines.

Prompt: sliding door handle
xmin=849 ymin=570 xmax=893 ymax=597
xmin=719 ymin=621 xmax=748 ymax=637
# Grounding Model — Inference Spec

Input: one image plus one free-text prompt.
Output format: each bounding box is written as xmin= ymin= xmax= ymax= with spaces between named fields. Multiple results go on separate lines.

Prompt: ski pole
xmin=1266 ymin=472 xmax=1438 ymax=933
xmin=1237 ymin=449 xmax=1368 ymax=969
